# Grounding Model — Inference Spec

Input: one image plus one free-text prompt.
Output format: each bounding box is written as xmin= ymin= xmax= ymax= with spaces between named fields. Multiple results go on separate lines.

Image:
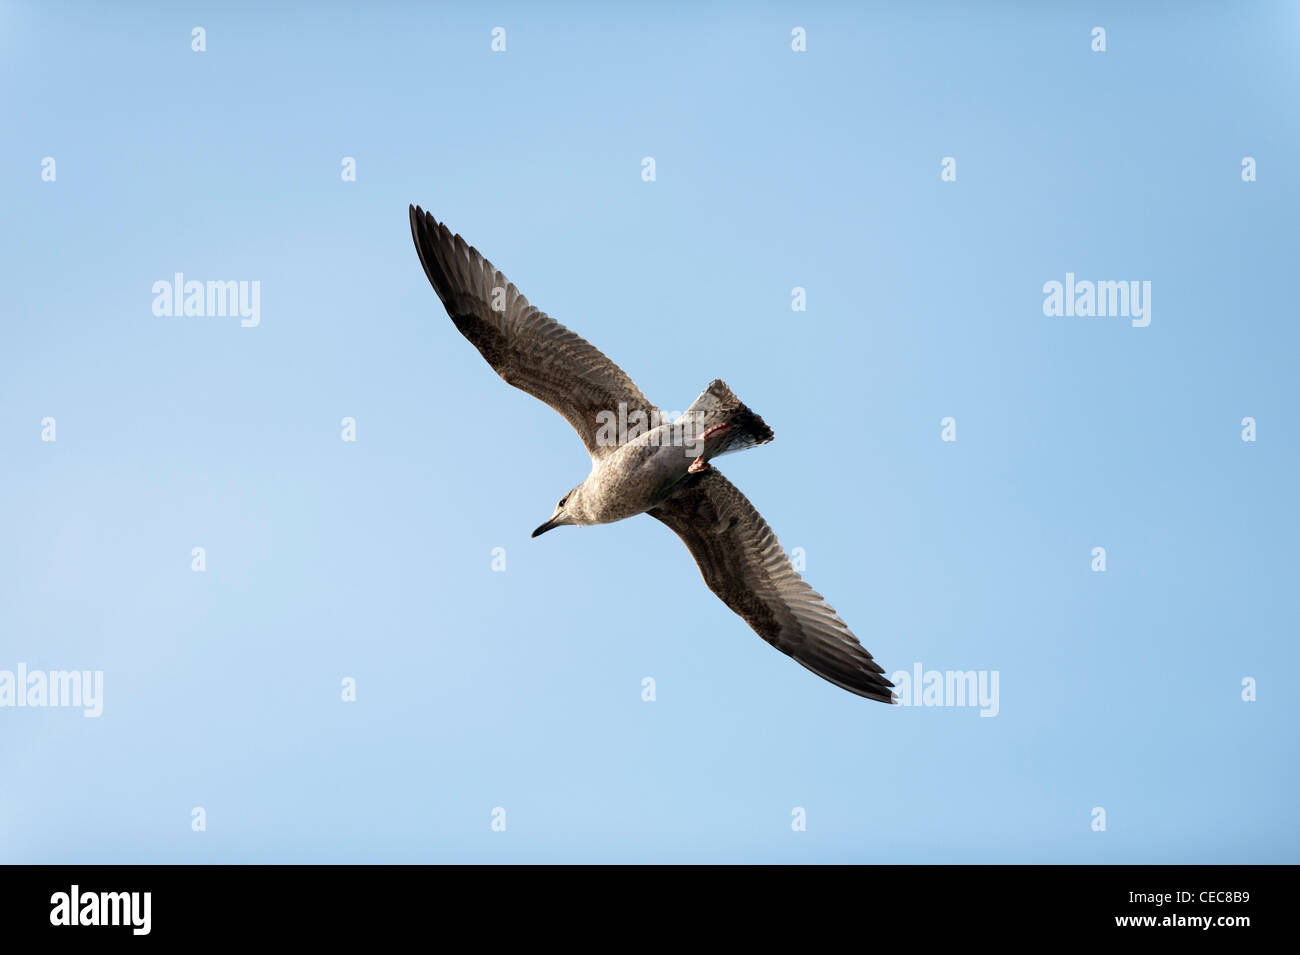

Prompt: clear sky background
xmin=1 ymin=1 xmax=1296 ymax=863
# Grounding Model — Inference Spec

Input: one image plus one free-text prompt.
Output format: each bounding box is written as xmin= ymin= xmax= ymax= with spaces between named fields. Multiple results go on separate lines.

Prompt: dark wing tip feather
xmin=650 ymin=471 xmax=895 ymax=704
xmin=407 ymin=203 xmax=658 ymax=458
xmin=409 ymin=204 xmax=471 ymax=320
xmin=408 ymin=204 xmax=448 ymax=306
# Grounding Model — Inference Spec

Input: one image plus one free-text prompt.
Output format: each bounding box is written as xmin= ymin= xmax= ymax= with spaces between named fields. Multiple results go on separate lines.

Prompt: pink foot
xmin=688 ymin=456 xmax=711 ymax=474
xmin=702 ymin=422 xmax=733 ymax=441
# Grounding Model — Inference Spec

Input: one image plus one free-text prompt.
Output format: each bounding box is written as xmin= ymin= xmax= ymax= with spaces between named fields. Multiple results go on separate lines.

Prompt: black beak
xmin=531 ymin=518 xmax=561 ymax=539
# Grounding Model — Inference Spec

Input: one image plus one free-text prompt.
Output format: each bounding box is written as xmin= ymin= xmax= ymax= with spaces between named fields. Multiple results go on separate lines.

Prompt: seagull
xmin=409 ymin=205 xmax=895 ymax=703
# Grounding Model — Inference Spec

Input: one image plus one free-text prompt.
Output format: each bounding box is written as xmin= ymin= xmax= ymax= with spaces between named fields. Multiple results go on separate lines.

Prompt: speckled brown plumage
xmin=410 ymin=204 xmax=895 ymax=703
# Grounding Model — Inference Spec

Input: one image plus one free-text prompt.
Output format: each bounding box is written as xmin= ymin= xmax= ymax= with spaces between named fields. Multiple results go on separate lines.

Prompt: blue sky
xmin=1 ymin=1 xmax=1296 ymax=862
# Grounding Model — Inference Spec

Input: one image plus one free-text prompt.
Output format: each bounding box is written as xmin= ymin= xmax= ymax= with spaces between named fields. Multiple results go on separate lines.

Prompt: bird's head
xmin=531 ymin=484 xmax=585 ymax=538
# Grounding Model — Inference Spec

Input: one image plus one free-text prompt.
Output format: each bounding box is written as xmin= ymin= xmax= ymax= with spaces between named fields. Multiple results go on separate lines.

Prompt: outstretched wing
xmin=649 ymin=470 xmax=895 ymax=703
xmin=410 ymin=205 xmax=657 ymax=458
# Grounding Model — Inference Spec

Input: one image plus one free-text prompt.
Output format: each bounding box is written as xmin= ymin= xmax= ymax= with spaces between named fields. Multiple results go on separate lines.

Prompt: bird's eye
xmin=558 ymin=496 xmax=568 ymax=509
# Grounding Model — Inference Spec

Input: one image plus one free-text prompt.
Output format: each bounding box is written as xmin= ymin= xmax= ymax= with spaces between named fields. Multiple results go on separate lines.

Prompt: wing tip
xmin=854 ymin=674 xmax=899 ymax=705
xmin=409 ymin=203 xmax=460 ymax=306
xmin=810 ymin=649 xmax=896 ymax=703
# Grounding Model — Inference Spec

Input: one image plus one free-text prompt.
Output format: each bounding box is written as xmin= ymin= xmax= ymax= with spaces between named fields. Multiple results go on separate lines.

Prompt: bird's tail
xmin=682 ymin=379 xmax=774 ymax=460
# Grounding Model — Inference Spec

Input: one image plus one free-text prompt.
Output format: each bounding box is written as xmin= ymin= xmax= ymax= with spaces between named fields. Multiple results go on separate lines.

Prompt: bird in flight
xmin=409 ymin=205 xmax=895 ymax=703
